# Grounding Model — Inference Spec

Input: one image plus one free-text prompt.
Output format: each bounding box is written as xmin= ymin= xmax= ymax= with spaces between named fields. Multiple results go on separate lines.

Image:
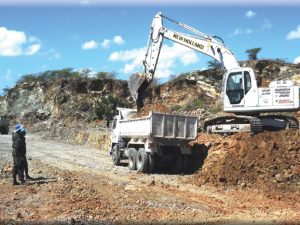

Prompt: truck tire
xmin=137 ymin=148 xmax=148 ymax=173
xmin=147 ymin=154 xmax=155 ymax=173
xmin=128 ymin=148 xmax=138 ymax=170
xmin=182 ymin=154 xmax=189 ymax=173
xmin=171 ymin=153 xmax=183 ymax=174
xmin=112 ymin=145 xmax=120 ymax=166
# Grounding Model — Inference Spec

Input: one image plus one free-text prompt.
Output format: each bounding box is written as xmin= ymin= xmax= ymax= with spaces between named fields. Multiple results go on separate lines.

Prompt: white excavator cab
xmin=223 ymin=68 xmax=258 ymax=112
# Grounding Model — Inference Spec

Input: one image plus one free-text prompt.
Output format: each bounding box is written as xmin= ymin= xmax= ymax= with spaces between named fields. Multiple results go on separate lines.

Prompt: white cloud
xmin=201 ymin=67 xmax=205 ymax=71
xmin=36 ymin=64 xmax=48 ymax=73
xmin=262 ymin=19 xmax=272 ymax=30
xmin=295 ymin=56 xmax=300 ymax=64
xmin=109 ymin=48 xmax=145 ymax=62
xmin=229 ymin=28 xmax=253 ymax=36
xmin=81 ymin=40 xmax=98 ymax=50
xmin=79 ymin=0 xmax=89 ymax=5
xmin=286 ymin=25 xmax=300 ymax=40
xmin=28 ymin=36 xmax=40 ymax=42
xmin=25 ymin=44 xmax=41 ymax=55
xmin=228 ymin=28 xmax=243 ymax=37
xmin=0 ymin=27 xmax=40 ymax=56
xmin=180 ymin=52 xmax=199 ymax=66
xmin=245 ymin=10 xmax=256 ymax=18
xmin=53 ymin=53 xmax=61 ymax=59
xmin=100 ymin=39 xmax=111 ymax=49
xmin=113 ymin=36 xmax=125 ymax=45
xmin=82 ymin=36 xmax=126 ymax=50
xmin=111 ymin=43 xmax=200 ymax=78
xmin=1 ymin=69 xmax=12 ymax=81
xmin=39 ymin=48 xmax=61 ymax=60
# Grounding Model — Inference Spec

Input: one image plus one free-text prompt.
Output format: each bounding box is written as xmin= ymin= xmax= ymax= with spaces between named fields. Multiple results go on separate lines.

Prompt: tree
xmin=1 ymin=86 xmax=11 ymax=97
xmin=207 ymin=60 xmax=221 ymax=69
xmin=88 ymin=94 xmax=125 ymax=125
xmin=96 ymin=71 xmax=118 ymax=79
xmin=150 ymin=77 xmax=161 ymax=86
xmin=245 ymin=47 xmax=262 ymax=60
xmin=81 ymin=68 xmax=93 ymax=79
xmin=168 ymin=74 xmax=176 ymax=82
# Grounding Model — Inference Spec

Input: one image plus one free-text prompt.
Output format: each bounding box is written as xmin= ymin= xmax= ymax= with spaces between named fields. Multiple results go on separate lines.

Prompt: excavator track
xmin=204 ymin=115 xmax=299 ymax=135
xmin=249 ymin=117 xmax=263 ymax=134
xmin=287 ymin=117 xmax=300 ymax=129
xmin=203 ymin=116 xmax=262 ymax=135
xmin=258 ymin=115 xmax=299 ymax=131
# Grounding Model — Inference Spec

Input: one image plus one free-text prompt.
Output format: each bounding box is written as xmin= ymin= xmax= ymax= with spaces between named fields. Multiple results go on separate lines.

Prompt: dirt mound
xmin=190 ymin=129 xmax=300 ymax=193
xmin=133 ymin=103 xmax=171 ymax=118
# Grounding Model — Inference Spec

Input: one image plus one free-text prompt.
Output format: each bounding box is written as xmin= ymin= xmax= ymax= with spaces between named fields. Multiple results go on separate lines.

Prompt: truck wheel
xmin=128 ymin=148 xmax=138 ymax=170
xmin=112 ymin=145 xmax=120 ymax=166
xmin=137 ymin=148 xmax=148 ymax=173
xmin=171 ymin=153 xmax=183 ymax=174
xmin=147 ymin=154 xmax=155 ymax=173
xmin=182 ymin=154 xmax=189 ymax=173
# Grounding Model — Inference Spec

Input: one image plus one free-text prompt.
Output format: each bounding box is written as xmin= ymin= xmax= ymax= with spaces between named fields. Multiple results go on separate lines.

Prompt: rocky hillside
xmin=1 ymin=59 xmax=299 ymax=133
xmin=188 ymin=59 xmax=300 ymax=92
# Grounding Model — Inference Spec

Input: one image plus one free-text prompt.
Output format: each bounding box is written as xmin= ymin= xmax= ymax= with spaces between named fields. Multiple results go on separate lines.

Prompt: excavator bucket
xmin=128 ymin=72 xmax=151 ymax=112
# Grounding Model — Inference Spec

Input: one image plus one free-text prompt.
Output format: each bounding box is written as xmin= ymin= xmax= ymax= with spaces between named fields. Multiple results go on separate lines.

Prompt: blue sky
xmin=1 ymin=0 xmax=300 ymax=95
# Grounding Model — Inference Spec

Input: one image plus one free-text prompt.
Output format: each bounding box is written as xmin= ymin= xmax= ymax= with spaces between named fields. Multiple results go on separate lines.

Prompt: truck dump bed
xmin=119 ymin=111 xmax=198 ymax=140
xmin=0 ymin=120 xmax=10 ymax=126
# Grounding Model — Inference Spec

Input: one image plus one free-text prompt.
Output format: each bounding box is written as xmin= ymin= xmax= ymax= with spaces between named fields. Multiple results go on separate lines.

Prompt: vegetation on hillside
xmin=87 ymin=94 xmax=125 ymax=124
xmin=207 ymin=60 xmax=221 ymax=69
xmin=245 ymin=47 xmax=262 ymax=60
xmin=15 ymin=68 xmax=118 ymax=84
xmin=168 ymin=72 xmax=190 ymax=85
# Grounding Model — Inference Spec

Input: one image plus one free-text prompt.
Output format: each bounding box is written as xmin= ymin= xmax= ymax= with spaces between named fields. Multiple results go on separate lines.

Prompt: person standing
xmin=20 ymin=128 xmax=33 ymax=180
xmin=12 ymin=124 xmax=26 ymax=185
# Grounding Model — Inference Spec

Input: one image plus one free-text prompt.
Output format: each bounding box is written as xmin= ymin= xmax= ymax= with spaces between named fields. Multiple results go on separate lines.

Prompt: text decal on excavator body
xmin=173 ymin=33 xmax=204 ymax=50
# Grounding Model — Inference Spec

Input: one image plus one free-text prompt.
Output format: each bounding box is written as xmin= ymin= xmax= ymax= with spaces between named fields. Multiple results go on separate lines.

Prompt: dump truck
xmin=109 ymin=108 xmax=198 ymax=173
xmin=0 ymin=119 xmax=10 ymax=134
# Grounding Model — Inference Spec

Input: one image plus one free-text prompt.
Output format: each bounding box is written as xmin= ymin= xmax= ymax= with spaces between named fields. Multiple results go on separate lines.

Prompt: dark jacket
xmin=12 ymin=133 xmax=24 ymax=156
xmin=20 ymin=136 xmax=26 ymax=155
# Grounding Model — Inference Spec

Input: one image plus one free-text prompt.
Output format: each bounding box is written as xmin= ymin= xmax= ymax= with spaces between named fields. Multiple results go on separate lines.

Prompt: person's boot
xmin=20 ymin=180 xmax=27 ymax=186
xmin=13 ymin=175 xmax=20 ymax=185
xmin=26 ymin=174 xmax=33 ymax=180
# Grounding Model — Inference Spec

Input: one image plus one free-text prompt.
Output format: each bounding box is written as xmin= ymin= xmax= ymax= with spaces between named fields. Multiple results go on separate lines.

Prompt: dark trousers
xmin=12 ymin=156 xmax=24 ymax=182
xmin=21 ymin=156 xmax=29 ymax=177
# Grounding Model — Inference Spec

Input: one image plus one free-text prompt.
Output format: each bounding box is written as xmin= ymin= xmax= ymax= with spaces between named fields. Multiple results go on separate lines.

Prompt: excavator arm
xmin=129 ymin=12 xmax=240 ymax=111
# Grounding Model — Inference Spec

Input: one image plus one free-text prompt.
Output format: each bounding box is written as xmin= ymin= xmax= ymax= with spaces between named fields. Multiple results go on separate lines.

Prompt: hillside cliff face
xmin=1 ymin=60 xmax=299 ymax=130
xmin=0 ymin=77 xmax=205 ymax=127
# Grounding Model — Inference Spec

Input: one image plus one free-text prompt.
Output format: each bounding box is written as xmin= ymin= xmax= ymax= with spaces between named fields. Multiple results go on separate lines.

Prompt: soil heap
xmin=133 ymin=103 xmax=171 ymax=118
xmin=190 ymin=129 xmax=300 ymax=194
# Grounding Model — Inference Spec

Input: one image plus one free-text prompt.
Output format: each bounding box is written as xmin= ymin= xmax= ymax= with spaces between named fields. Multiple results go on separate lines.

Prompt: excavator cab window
xmin=226 ymin=72 xmax=244 ymax=104
xmin=244 ymin=71 xmax=251 ymax=94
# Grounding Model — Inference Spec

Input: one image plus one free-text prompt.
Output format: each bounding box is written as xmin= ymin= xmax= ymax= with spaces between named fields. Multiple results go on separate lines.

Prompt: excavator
xmin=128 ymin=12 xmax=300 ymax=134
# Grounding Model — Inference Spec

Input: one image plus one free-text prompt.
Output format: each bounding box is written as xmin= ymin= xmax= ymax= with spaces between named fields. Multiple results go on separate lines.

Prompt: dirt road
xmin=1 ymin=134 xmax=299 ymax=224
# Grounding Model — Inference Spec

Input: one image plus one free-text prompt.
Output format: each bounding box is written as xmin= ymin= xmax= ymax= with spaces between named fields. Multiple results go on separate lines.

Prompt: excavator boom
xmin=128 ymin=12 xmax=240 ymax=111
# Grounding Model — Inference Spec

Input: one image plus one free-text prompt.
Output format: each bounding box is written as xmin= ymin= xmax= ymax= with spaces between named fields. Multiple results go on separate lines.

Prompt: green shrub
xmin=88 ymin=94 xmax=125 ymax=123
xmin=183 ymin=100 xmax=206 ymax=111
xmin=170 ymin=104 xmax=182 ymax=111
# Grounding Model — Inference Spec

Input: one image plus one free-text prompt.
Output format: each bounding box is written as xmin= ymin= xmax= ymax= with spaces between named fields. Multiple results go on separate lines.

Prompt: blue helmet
xmin=21 ymin=128 xmax=27 ymax=134
xmin=14 ymin=124 xmax=23 ymax=133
